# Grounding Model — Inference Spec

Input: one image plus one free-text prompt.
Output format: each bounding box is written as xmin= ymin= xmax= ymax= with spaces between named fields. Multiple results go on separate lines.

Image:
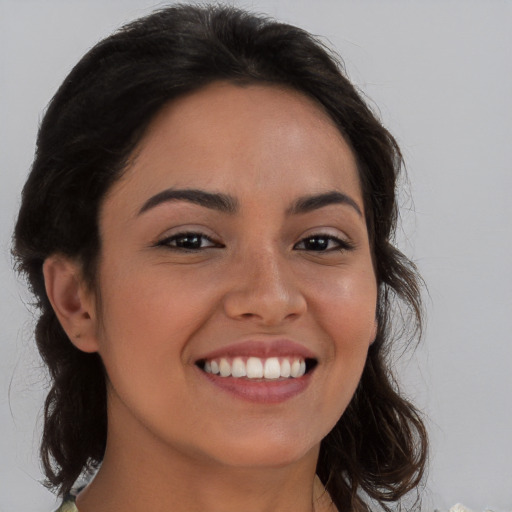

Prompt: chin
xmin=202 ymin=432 xmax=320 ymax=470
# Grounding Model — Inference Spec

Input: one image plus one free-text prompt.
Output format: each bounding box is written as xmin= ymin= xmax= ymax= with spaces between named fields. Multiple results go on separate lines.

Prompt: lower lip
xmin=199 ymin=369 xmax=313 ymax=404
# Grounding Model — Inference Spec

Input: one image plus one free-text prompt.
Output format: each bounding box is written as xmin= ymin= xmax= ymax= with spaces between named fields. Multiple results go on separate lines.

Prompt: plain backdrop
xmin=1 ymin=1 xmax=511 ymax=510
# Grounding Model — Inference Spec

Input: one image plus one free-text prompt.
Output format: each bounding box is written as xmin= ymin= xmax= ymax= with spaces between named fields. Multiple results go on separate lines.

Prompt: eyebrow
xmin=138 ymin=188 xmax=238 ymax=215
xmin=138 ymin=188 xmax=362 ymax=218
xmin=286 ymin=191 xmax=363 ymax=217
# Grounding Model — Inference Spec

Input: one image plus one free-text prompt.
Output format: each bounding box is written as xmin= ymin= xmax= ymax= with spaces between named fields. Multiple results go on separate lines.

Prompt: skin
xmin=44 ymin=82 xmax=377 ymax=512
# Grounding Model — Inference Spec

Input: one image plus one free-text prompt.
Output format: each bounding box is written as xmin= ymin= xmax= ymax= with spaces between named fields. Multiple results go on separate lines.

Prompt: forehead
xmin=105 ymin=82 xmax=362 ymax=216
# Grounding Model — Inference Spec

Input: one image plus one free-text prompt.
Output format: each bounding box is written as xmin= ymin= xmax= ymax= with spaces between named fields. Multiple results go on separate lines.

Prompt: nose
xmin=222 ymin=248 xmax=307 ymax=326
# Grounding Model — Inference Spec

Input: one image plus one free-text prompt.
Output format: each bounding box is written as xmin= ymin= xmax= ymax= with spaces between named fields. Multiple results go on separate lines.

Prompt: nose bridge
xmin=251 ymin=246 xmax=289 ymax=296
xmin=223 ymin=241 xmax=306 ymax=324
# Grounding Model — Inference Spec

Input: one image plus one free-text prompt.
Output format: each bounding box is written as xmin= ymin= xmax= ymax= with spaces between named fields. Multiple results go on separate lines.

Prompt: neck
xmin=77 ymin=448 xmax=329 ymax=512
xmin=76 ymin=403 xmax=335 ymax=512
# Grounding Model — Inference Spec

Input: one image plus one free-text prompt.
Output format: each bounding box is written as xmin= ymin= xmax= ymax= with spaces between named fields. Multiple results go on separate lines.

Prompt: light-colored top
xmin=54 ymin=500 xmax=78 ymax=512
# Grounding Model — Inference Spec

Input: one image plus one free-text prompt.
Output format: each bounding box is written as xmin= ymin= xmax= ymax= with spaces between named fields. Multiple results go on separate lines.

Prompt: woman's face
xmin=92 ymin=82 xmax=377 ymax=469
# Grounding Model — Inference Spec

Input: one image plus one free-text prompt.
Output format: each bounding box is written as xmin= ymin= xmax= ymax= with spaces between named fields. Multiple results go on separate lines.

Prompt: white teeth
xmin=290 ymin=359 xmax=302 ymax=378
xmin=246 ymin=357 xmax=264 ymax=378
xmin=231 ymin=357 xmax=246 ymax=378
xmin=263 ymin=357 xmax=281 ymax=379
xmin=280 ymin=359 xmax=291 ymax=378
xmin=202 ymin=356 xmax=309 ymax=379
xmin=219 ymin=358 xmax=231 ymax=377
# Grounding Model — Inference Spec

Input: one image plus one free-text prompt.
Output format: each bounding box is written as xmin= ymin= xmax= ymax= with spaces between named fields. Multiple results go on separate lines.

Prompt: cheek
xmin=94 ymin=260 xmax=223 ymax=381
xmin=93 ymin=266 xmax=207 ymax=427
xmin=309 ymin=266 xmax=377 ymax=348
xmin=306 ymin=266 xmax=377 ymax=417
xmin=95 ymin=268 xmax=180 ymax=370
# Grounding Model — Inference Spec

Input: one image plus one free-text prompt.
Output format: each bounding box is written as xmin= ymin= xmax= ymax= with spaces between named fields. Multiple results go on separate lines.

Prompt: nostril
xmin=222 ymin=275 xmax=307 ymax=325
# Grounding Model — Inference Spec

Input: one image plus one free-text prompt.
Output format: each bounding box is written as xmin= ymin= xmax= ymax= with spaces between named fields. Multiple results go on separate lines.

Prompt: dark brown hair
xmin=13 ymin=4 xmax=427 ymax=510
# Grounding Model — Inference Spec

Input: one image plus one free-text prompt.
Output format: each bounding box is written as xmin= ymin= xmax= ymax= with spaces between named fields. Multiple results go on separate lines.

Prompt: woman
xmin=13 ymin=4 xmax=427 ymax=512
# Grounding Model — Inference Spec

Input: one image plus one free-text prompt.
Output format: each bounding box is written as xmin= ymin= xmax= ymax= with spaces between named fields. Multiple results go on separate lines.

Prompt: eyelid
xmin=152 ymin=228 xmax=224 ymax=250
xmin=293 ymin=230 xmax=355 ymax=251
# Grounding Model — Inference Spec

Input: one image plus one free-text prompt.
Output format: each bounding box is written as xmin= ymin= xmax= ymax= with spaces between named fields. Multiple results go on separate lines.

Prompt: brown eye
xmin=157 ymin=232 xmax=223 ymax=251
xmin=294 ymin=235 xmax=354 ymax=252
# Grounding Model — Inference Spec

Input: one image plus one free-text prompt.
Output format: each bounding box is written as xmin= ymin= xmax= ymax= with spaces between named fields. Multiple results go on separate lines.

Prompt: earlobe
xmin=43 ymin=255 xmax=99 ymax=353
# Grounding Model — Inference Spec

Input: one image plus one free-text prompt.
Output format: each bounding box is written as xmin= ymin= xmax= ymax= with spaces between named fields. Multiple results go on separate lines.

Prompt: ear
xmin=43 ymin=255 xmax=99 ymax=353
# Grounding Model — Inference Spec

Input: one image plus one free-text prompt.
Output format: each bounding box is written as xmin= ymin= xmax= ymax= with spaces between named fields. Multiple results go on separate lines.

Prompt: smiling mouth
xmin=196 ymin=356 xmax=318 ymax=380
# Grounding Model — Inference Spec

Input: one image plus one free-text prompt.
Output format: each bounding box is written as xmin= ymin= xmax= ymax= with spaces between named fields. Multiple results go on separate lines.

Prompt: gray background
xmin=1 ymin=1 xmax=511 ymax=510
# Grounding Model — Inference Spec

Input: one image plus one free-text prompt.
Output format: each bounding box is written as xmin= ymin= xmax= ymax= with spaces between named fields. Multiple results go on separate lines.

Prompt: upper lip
xmin=195 ymin=338 xmax=318 ymax=362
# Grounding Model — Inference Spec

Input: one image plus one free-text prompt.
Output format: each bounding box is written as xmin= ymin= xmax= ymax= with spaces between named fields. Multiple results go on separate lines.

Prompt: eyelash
xmin=155 ymin=232 xmax=354 ymax=253
xmin=155 ymin=232 xmax=223 ymax=251
xmin=293 ymin=234 xmax=355 ymax=252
